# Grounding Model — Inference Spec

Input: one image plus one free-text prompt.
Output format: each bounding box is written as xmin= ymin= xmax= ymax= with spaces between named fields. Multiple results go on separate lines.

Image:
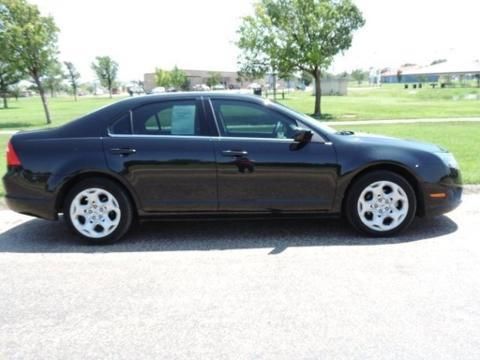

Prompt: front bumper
xmin=423 ymin=184 xmax=462 ymax=217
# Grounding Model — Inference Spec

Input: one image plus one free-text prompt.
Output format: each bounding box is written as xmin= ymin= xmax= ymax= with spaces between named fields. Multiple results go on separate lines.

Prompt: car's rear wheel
xmin=345 ymin=170 xmax=417 ymax=237
xmin=64 ymin=178 xmax=133 ymax=244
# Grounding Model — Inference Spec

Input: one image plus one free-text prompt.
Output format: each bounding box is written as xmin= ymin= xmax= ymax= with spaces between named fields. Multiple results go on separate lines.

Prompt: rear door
xmin=104 ymin=98 xmax=218 ymax=212
xmin=208 ymin=98 xmax=338 ymax=212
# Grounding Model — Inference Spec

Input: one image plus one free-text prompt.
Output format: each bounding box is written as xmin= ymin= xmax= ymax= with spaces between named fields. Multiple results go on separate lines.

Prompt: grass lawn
xmin=278 ymin=84 xmax=480 ymax=120
xmin=0 ymin=96 xmax=123 ymax=130
xmin=330 ymin=122 xmax=480 ymax=184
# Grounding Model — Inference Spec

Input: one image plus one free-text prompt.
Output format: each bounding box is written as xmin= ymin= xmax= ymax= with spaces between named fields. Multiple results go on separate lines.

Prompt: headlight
xmin=436 ymin=152 xmax=459 ymax=169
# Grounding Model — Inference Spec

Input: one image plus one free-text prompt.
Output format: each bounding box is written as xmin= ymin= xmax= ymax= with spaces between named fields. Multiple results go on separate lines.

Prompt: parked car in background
xmin=149 ymin=86 xmax=166 ymax=94
xmin=193 ymin=84 xmax=210 ymax=91
xmin=3 ymin=93 xmax=462 ymax=244
xmin=212 ymin=84 xmax=226 ymax=90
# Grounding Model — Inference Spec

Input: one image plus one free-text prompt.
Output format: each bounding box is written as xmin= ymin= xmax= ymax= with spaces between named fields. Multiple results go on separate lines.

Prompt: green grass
xmin=330 ymin=122 xmax=480 ymax=184
xmin=0 ymin=96 xmax=123 ymax=130
xmin=278 ymin=84 xmax=480 ymax=120
xmin=1 ymin=85 xmax=479 ymax=130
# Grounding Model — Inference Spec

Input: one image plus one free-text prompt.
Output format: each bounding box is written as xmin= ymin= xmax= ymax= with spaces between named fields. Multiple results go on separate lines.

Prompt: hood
xmin=342 ymin=132 xmax=447 ymax=153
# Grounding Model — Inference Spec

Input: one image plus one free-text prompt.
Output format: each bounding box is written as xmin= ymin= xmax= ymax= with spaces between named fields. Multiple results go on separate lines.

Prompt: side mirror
xmin=293 ymin=128 xmax=313 ymax=143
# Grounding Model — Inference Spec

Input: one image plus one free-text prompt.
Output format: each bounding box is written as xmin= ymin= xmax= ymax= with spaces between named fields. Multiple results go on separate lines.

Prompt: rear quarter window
xmin=109 ymin=113 xmax=131 ymax=135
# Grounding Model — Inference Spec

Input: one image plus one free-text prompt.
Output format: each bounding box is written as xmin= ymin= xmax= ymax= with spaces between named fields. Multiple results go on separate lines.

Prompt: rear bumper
xmin=4 ymin=195 xmax=58 ymax=220
xmin=3 ymin=169 xmax=58 ymax=220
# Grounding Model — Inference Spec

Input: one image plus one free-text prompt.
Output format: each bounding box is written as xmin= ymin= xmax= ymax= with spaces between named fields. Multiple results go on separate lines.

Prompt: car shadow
xmin=0 ymin=215 xmax=458 ymax=254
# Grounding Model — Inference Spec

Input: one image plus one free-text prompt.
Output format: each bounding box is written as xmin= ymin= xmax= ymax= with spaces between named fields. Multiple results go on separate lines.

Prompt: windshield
xmin=269 ymin=101 xmax=337 ymax=134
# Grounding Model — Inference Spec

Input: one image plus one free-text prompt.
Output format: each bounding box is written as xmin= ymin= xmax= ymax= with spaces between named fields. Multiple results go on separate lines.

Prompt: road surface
xmin=0 ymin=195 xmax=479 ymax=359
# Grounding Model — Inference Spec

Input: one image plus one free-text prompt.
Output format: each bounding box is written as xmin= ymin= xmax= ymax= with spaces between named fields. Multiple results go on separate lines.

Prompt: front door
xmin=209 ymin=98 xmax=338 ymax=212
xmin=104 ymin=98 xmax=217 ymax=212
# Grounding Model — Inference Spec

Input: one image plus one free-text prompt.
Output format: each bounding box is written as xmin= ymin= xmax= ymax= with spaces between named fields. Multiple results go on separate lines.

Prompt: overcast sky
xmin=31 ymin=0 xmax=479 ymax=82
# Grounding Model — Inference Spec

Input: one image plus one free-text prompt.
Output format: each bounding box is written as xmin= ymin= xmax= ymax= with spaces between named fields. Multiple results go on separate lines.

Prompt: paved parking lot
xmin=0 ymin=195 xmax=479 ymax=359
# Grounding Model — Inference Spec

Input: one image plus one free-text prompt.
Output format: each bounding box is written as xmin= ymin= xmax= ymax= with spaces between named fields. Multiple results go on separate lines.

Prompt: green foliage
xmin=351 ymin=69 xmax=367 ymax=84
xmin=206 ymin=72 xmax=221 ymax=87
xmin=155 ymin=66 xmax=188 ymax=90
xmin=91 ymin=56 xmax=118 ymax=98
xmin=154 ymin=68 xmax=170 ymax=87
xmin=169 ymin=66 xmax=187 ymax=90
xmin=0 ymin=59 xmax=23 ymax=108
xmin=42 ymin=61 xmax=64 ymax=97
xmin=237 ymin=0 xmax=365 ymax=116
xmin=0 ymin=10 xmax=24 ymax=108
xmin=0 ymin=0 xmax=59 ymax=123
xmin=64 ymin=61 xmax=80 ymax=101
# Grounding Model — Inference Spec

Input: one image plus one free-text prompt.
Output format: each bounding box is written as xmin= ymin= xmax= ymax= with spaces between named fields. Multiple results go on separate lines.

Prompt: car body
xmin=3 ymin=93 xmax=462 ymax=243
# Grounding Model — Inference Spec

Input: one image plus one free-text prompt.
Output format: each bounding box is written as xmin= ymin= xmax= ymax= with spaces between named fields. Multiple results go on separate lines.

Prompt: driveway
xmin=0 ymin=195 xmax=479 ymax=359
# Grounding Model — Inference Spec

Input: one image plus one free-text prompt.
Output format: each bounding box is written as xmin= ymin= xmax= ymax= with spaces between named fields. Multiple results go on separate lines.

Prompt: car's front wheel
xmin=64 ymin=178 xmax=133 ymax=244
xmin=345 ymin=170 xmax=417 ymax=237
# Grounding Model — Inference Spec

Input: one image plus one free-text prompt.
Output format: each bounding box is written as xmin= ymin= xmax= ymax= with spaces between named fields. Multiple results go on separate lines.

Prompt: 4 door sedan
xmin=3 ymin=93 xmax=462 ymax=244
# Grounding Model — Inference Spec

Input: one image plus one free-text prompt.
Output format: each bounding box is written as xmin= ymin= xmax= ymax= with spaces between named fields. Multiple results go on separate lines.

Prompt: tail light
xmin=6 ymin=140 xmax=21 ymax=167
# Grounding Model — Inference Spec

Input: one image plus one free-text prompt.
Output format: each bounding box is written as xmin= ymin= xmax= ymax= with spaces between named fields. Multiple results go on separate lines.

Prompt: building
xmin=381 ymin=60 xmax=480 ymax=84
xmin=144 ymin=69 xmax=242 ymax=92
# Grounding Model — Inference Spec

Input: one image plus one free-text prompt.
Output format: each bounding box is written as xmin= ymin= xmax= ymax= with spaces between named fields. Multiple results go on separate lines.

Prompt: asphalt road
xmin=0 ymin=195 xmax=479 ymax=359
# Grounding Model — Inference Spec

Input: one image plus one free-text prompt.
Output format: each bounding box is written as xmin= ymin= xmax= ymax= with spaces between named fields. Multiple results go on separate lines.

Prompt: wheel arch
xmin=55 ymin=171 xmax=140 ymax=216
xmin=341 ymin=163 xmax=425 ymax=217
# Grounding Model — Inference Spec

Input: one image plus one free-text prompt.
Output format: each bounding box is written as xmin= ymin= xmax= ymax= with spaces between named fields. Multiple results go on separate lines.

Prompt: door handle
xmin=110 ymin=148 xmax=137 ymax=155
xmin=221 ymin=150 xmax=248 ymax=157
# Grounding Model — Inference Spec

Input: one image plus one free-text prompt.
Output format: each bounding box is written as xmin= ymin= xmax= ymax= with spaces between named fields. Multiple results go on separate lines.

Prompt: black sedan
xmin=3 ymin=93 xmax=462 ymax=244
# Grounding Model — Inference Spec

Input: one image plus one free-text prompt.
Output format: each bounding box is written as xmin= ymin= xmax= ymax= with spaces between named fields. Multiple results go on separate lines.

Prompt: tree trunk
xmin=313 ymin=70 xmax=322 ymax=118
xmin=2 ymin=94 xmax=7 ymax=109
xmin=273 ymin=73 xmax=277 ymax=101
xmin=109 ymin=88 xmax=112 ymax=98
xmin=73 ymin=87 xmax=77 ymax=102
xmin=34 ymin=76 xmax=52 ymax=124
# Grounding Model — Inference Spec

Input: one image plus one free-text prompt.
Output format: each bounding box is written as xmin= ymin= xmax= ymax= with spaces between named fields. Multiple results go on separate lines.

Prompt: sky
xmin=30 ymin=0 xmax=480 ymax=82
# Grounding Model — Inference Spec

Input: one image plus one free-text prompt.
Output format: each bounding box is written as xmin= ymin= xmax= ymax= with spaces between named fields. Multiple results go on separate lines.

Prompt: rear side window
xmin=109 ymin=113 xmax=131 ymax=135
xmin=132 ymin=100 xmax=202 ymax=136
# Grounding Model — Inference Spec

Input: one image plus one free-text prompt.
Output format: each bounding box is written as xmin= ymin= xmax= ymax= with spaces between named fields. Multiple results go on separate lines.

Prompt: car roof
xmin=115 ymin=91 xmax=263 ymax=107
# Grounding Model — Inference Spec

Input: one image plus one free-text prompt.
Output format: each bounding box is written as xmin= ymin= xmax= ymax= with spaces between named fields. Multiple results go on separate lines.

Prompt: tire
xmin=345 ymin=170 xmax=417 ymax=237
xmin=64 ymin=177 xmax=133 ymax=244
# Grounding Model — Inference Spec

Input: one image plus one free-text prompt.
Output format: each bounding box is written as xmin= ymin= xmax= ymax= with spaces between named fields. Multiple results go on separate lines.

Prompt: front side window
xmin=211 ymin=100 xmax=297 ymax=139
xmin=132 ymin=100 xmax=201 ymax=136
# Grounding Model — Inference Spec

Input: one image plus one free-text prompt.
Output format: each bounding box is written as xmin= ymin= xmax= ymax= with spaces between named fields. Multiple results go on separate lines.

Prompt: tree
xmin=0 ymin=61 xmax=22 ymax=108
xmin=396 ymin=70 xmax=403 ymax=83
xmin=169 ymin=66 xmax=187 ymax=90
xmin=238 ymin=0 xmax=365 ymax=117
xmin=300 ymin=71 xmax=313 ymax=86
xmin=154 ymin=68 xmax=171 ymax=87
xmin=351 ymin=69 xmax=366 ymax=85
xmin=206 ymin=72 xmax=221 ymax=87
xmin=64 ymin=61 xmax=80 ymax=101
xmin=431 ymin=59 xmax=447 ymax=66
xmin=0 ymin=0 xmax=59 ymax=124
xmin=43 ymin=61 xmax=64 ymax=97
xmin=91 ymin=56 xmax=118 ymax=98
